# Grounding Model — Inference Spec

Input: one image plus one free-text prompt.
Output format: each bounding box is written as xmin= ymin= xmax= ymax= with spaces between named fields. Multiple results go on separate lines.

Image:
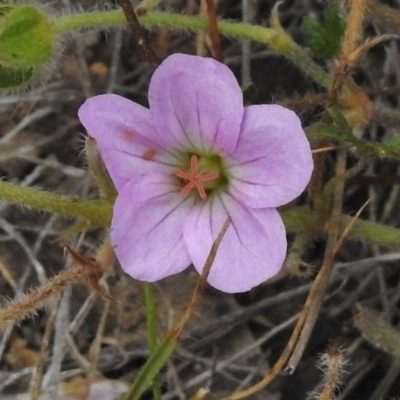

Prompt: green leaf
xmin=0 ymin=64 xmax=33 ymax=88
xmin=309 ymin=108 xmax=400 ymax=159
xmin=0 ymin=5 xmax=54 ymax=68
xmin=316 ymin=123 xmax=400 ymax=159
xmin=303 ymin=4 xmax=346 ymax=59
xmin=124 ymin=337 xmax=177 ymax=400
xmin=327 ymin=107 xmax=353 ymax=134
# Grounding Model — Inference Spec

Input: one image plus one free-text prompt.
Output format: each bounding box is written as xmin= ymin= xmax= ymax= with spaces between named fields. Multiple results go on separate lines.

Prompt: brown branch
xmin=118 ymin=0 xmax=159 ymax=67
xmin=221 ymin=150 xmax=348 ymax=400
xmin=347 ymin=175 xmax=400 ymax=186
xmin=172 ymin=218 xmax=230 ymax=339
xmin=205 ymin=0 xmax=223 ymax=62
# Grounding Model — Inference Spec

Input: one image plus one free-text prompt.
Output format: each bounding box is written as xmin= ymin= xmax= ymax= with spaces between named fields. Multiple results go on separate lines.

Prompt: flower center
xmin=175 ymin=154 xmax=224 ymax=200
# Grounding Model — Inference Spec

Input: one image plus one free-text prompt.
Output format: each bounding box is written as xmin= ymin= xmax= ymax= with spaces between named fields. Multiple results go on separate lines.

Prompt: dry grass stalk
xmin=316 ymin=346 xmax=346 ymax=400
xmin=0 ymin=245 xmax=111 ymax=329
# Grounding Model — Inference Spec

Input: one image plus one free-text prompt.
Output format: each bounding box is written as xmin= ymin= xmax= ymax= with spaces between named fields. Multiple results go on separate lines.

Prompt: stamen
xmin=175 ymin=155 xmax=219 ymax=200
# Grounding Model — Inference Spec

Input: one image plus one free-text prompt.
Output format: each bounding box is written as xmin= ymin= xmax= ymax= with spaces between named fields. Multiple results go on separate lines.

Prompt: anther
xmin=175 ymin=155 xmax=219 ymax=200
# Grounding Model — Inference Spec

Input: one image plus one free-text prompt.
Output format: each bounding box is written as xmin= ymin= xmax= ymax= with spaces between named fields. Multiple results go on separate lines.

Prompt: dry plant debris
xmin=0 ymin=1 xmax=400 ymax=400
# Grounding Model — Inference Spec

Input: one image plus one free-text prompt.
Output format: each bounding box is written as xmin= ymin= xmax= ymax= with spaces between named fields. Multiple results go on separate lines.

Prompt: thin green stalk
xmin=1 ymin=176 xmax=400 ymax=248
xmin=54 ymin=10 xmax=125 ymax=32
xmin=54 ymin=11 xmax=332 ymax=89
xmin=0 ymin=180 xmax=112 ymax=226
xmin=281 ymin=207 xmax=400 ymax=247
xmin=144 ymin=283 xmax=161 ymax=400
xmin=124 ymin=218 xmax=230 ymax=400
xmin=54 ymin=10 xmax=275 ymax=40
xmin=280 ymin=35 xmax=333 ymax=89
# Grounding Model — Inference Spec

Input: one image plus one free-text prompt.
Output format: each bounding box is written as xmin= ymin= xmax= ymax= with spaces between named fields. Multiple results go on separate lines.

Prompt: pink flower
xmin=78 ymin=54 xmax=313 ymax=293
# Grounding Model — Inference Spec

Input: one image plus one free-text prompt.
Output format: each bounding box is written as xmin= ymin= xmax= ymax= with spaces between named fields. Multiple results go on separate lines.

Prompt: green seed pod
xmin=0 ymin=5 xmax=54 ymax=68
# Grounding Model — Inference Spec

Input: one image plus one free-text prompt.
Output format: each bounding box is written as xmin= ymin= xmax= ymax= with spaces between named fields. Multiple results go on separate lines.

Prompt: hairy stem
xmin=0 ymin=180 xmax=112 ymax=226
xmin=54 ymin=11 xmax=332 ymax=89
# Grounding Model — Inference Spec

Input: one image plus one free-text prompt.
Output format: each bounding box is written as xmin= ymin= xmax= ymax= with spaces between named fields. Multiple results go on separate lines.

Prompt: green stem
xmin=144 ymin=283 xmax=162 ymax=400
xmin=54 ymin=10 xmax=125 ymax=33
xmin=54 ymin=11 xmax=332 ymax=89
xmin=124 ymin=218 xmax=230 ymax=400
xmin=0 ymin=180 xmax=112 ymax=226
xmin=1 ymin=180 xmax=400 ymax=250
xmin=282 ymin=207 xmax=400 ymax=248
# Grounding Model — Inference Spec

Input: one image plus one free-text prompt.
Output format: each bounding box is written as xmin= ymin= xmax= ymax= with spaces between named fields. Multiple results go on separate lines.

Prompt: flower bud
xmin=85 ymin=137 xmax=117 ymax=203
xmin=0 ymin=64 xmax=33 ymax=89
xmin=0 ymin=5 xmax=54 ymax=68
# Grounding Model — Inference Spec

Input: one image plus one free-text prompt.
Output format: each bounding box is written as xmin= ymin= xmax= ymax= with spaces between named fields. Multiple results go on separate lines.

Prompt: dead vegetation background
xmin=0 ymin=0 xmax=400 ymax=399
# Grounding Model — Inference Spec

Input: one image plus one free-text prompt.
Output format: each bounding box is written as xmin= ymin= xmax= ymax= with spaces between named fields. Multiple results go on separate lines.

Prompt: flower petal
xmin=184 ymin=193 xmax=286 ymax=293
xmin=227 ymin=105 xmax=313 ymax=208
xmin=149 ymin=54 xmax=243 ymax=155
xmin=78 ymin=94 xmax=175 ymax=191
xmin=111 ymin=174 xmax=194 ymax=282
